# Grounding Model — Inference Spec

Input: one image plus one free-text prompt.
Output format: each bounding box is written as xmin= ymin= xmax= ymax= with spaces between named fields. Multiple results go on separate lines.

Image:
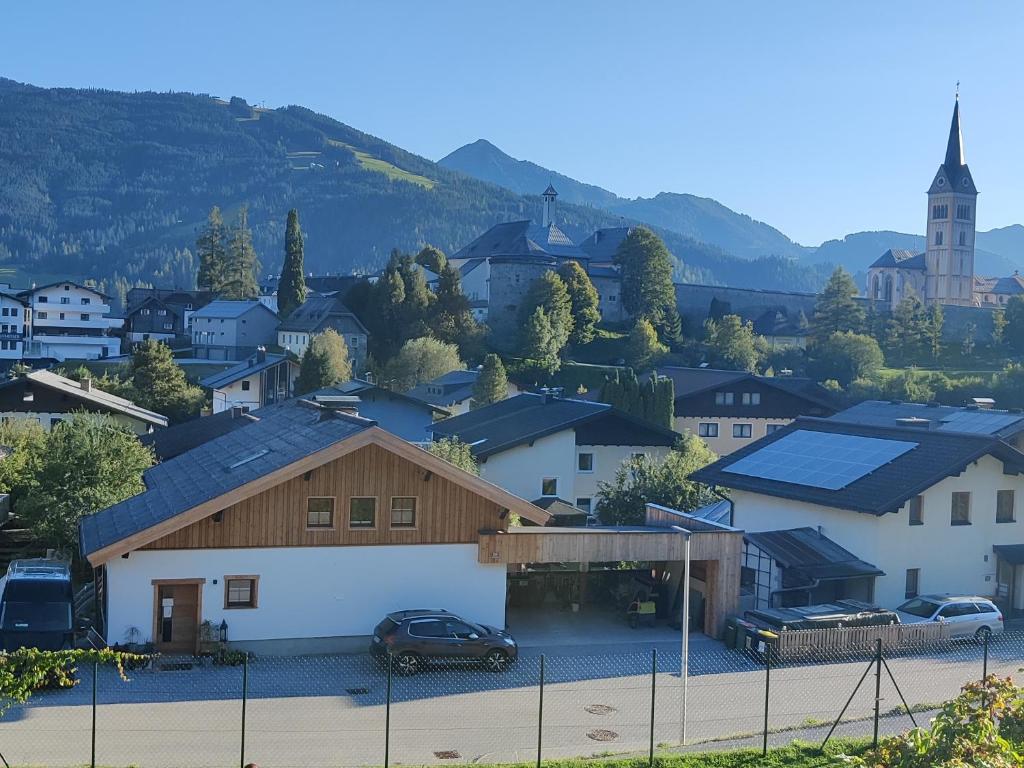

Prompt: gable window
xmin=908 ymin=495 xmax=924 ymax=526
xmin=905 ymin=568 xmax=920 ymax=600
xmin=715 ymin=392 xmax=735 ymax=406
xmin=741 ymin=392 xmax=761 ymax=406
xmin=38 ymin=296 xmax=48 ymax=303
xmin=950 ymin=492 xmax=971 ymax=526
xmin=224 ymin=576 xmax=258 ymax=609
xmin=390 ymin=497 xmax=417 ymax=528
xmin=225 ymin=577 xmax=258 ymax=608
xmin=733 ymin=423 xmax=752 ymax=438
xmin=157 ymin=309 xmax=167 ymax=316
xmin=766 ymin=424 xmax=785 ymax=434
xmin=37 ymin=312 xmax=47 ymax=320
xmin=81 ymin=297 xmax=90 ymax=305
xmin=541 ymin=477 xmax=558 ymax=497
xmin=241 ymin=380 xmax=251 ymax=392
xmin=997 ymin=490 xmax=1015 ymax=524
xmin=306 ymin=496 xmax=335 ymax=528
xmin=349 ymin=497 xmax=377 ymax=528
xmin=577 ymin=453 xmax=594 ymax=473
xmin=698 ymin=422 xmax=719 ymax=438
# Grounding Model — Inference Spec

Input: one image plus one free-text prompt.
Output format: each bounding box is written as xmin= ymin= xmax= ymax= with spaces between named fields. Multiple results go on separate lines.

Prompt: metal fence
xmin=1 ymin=631 xmax=1021 ymax=768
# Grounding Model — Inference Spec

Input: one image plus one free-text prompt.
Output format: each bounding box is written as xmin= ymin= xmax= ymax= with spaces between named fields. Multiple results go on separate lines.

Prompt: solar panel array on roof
xmin=938 ymin=410 xmax=1023 ymax=434
xmin=723 ymin=430 xmax=918 ymax=490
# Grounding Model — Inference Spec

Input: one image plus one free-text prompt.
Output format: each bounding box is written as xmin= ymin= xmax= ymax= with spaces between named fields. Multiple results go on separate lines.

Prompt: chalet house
xmin=307 ymin=379 xmax=449 ymax=442
xmin=277 ymin=295 xmax=369 ymax=372
xmin=692 ymin=416 xmax=1024 ymax=617
xmin=78 ymin=399 xmax=548 ymax=654
xmin=406 ymin=369 xmax=518 ymax=416
xmin=653 ymin=367 xmax=839 ymax=456
xmin=191 ymin=300 xmax=279 ymax=361
xmin=200 ymin=350 xmax=298 ymax=414
xmin=430 ymin=392 xmax=679 ymax=518
xmin=0 ymin=369 xmax=167 ymax=434
xmin=19 ymin=281 xmax=120 ymax=361
xmin=0 ymin=289 xmax=29 ymax=364
xmin=124 ymin=288 xmax=216 ymax=345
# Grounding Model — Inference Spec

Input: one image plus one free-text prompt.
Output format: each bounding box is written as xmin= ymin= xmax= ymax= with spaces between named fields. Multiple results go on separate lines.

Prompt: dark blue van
xmin=0 ymin=559 xmax=74 ymax=651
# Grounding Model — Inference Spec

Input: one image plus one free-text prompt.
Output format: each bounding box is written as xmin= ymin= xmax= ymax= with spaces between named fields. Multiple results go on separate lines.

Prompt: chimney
xmin=256 ymin=345 xmax=267 ymax=363
xmin=81 ymin=377 xmax=92 ymax=392
xmin=230 ymin=405 xmax=244 ymax=419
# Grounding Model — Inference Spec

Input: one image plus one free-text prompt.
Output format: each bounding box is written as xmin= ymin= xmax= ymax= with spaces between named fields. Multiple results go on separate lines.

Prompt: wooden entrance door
xmin=153 ymin=581 xmax=203 ymax=654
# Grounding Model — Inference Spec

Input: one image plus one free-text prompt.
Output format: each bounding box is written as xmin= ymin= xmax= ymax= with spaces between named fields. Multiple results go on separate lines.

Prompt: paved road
xmin=1 ymin=638 xmax=1018 ymax=768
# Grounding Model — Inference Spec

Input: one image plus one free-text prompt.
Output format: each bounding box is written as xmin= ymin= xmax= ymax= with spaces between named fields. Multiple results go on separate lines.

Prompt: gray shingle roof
xmin=192 ymin=300 xmax=268 ymax=319
xmin=139 ymin=408 xmax=259 ymax=461
xmin=653 ymin=366 xmax=839 ymax=411
xmin=869 ymin=248 xmax=926 ymax=270
xmin=451 ymin=220 xmax=587 ymax=262
xmin=406 ymin=369 xmax=478 ymax=407
xmin=577 ymin=226 xmax=634 ymax=263
xmin=692 ymin=417 xmax=1024 ymax=516
xmin=79 ymin=401 xmax=374 ymax=559
xmin=199 ymin=353 xmax=293 ymax=389
xmin=277 ymin=295 xmax=368 ymax=335
xmin=15 ymin=370 xmax=167 ymax=427
xmin=828 ymin=400 xmax=1024 ymax=439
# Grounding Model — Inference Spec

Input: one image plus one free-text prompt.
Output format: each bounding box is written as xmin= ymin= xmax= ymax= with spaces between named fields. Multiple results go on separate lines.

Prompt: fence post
xmin=872 ymin=638 xmax=882 ymax=749
xmin=384 ymin=652 xmax=392 ymax=768
xmin=649 ymin=648 xmax=656 ymax=768
xmin=91 ymin=659 xmax=98 ymax=768
xmin=537 ymin=654 xmax=545 ymax=768
xmin=239 ymin=653 xmax=249 ymax=768
xmin=982 ymin=630 xmax=989 ymax=681
xmin=762 ymin=645 xmax=772 ymax=757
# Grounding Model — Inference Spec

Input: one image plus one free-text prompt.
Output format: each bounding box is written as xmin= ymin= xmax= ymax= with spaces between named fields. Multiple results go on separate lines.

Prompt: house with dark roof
xmin=124 ymin=288 xmax=216 ymax=345
xmin=751 ymin=307 xmax=810 ymax=350
xmin=0 ymin=369 xmax=167 ymax=433
xmin=78 ymin=397 xmax=549 ymax=654
xmin=140 ymin=406 xmax=258 ymax=461
xmin=306 ymin=379 xmax=449 ymax=442
xmin=652 ymin=367 xmax=839 ymax=456
xmin=277 ymin=295 xmax=369 ymax=371
xmin=430 ymin=392 xmax=679 ymax=516
xmin=199 ymin=349 xmax=298 ymax=414
xmin=405 ymin=369 xmax=519 ymax=416
xmin=191 ymin=300 xmax=279 ymax=361
xmin=692 ymin=416 xmax=1024 ymax=615
xmin=975 ymin=273 xmax=1024 ymax=307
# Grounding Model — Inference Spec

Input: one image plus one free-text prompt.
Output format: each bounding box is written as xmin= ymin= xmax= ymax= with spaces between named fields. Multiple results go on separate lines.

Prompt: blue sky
xmin=3 ymin=1 xmax=1022 ymax=245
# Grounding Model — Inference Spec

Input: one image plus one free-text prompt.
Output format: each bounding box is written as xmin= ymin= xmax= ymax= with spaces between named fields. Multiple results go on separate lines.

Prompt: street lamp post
xmin=679 ymin=530 xmax=691 ymax=746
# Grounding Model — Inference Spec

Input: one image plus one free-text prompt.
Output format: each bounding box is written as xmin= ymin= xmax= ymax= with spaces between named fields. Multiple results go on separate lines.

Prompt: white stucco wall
xmin=574 ymin=444 xmax=672 ymax=506
xmin=479 ymin=430 xmax=578 ymax=502
xmin=731 ymin=454 xmax=1024 ymax=609
xmin=104 ymin=544 xmax=506 ymax=645
xmin=211 ymin=377 xmax=263 ymax=414
xmin=676 ymin=416 xmax=790 ymax=457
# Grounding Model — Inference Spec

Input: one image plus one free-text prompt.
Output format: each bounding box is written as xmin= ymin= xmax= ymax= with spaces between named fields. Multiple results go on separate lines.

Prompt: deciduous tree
xmin=807 ymin=331 xmax=884 ymax=387
xmin=520 ymin=271 xmax=574 ymax=355
xmin=426 ymin=437 xmax=478 ymax=475
xmin=614 ymin=227 xmax=676 ymax=324
xmin=295 ymin=329 xmax=353 ymax=394
xmin=415 ymin=245 xmax=447 ymax=274
xmin=383 ymin=336 xmax=463 ymax=391
xmin=705 ymin=314 xmax=761 ymax=372
xmin=626 ymin=317 xmax=667 ymax=369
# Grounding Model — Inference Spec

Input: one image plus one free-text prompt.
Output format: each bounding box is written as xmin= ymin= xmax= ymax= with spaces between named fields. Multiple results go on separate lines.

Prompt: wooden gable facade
xmin=143 ymin=442 xmax=508 ymax=551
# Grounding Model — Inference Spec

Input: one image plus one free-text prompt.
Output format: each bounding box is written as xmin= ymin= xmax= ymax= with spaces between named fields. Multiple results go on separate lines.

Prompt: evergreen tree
xmin=1005 ymin=295 xmax=1024 ymax=352
xmin=885 ymin=292 xmax=930 ymax=363
xmin=614 ymin=227 xmax=676 ymax=323
xmin=277 ymin=208 xmax=307 ymax=318
xmin=599 ymin=370 xmax=674 ymax=429
xmin=431 ymin=262 xmax=480 ymax=356
xmin=926 ymin=303 xmax=944 ymax=361
xmin=813 ymin=267 xmax=865 ymax=337
xmin=520 ymin=271 xmax=574 ymax=355
xmin=626 ymin=317 xmax=668 ymax=369
xmin=415 ymin=245 xmax=447 ymax=274
xmin=222 ymin=206 xmax=261 ymax=300
xmin=471 ymin=354 xmax=508 ymax=409
xmin=658 ymin=303 xmax=683 ymax=346
xmin=556 ymin=261 xmax=601 ymax=346
xmin=705 ymin=314 xmax=761 ymax=372
xmin=992 ymin=308 xmax=1007 ymax=348
xmin=295 ymin=329 xmax=353 ymax=394
xmin=196 ymin=206 xmax=228 ymax=291
xmin=520 ymin=306 xmax=560 ymax=373
xmin=127 ymin=339 xmax=205 ymax=423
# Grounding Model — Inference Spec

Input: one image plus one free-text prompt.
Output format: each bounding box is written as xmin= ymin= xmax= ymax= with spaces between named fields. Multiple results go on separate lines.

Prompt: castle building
xmin=867 ymin=95 xmax=978 ymax=308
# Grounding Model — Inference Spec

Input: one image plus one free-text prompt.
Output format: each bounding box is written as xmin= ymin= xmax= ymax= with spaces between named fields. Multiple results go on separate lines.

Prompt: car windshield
xmin=1 ymin=601 xmax=72 ymax=632
xmin=899 ymin=598 xmax=941 ymax=618
xmin=2 ymin=579 xmax=70 ymax=602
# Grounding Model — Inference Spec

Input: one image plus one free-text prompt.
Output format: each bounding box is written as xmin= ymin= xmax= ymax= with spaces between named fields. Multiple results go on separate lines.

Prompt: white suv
xmin=896 ymin=594 xmax=1004 ymax=640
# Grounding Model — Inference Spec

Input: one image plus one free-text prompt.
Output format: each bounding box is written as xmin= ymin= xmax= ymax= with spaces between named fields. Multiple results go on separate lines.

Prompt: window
xmin=390 ymin=497 xmax=417 ymax=528
xmin=956 ymin=203 xmax=972 ymax=220
xmin=997 ymin=490 xmax=1015 ymax=524
xmin=38 ymin=296 xmax=47 ymax=303
xmin=60 ymin=297 xmax=70 ymax=305
xmin=766 ymin=424 xmax=785 ymax=434
xmin=935 ymin=230 xmax=944 ymax=246
xmin=958 ymin=231 xmax=967 ymax=246
xmin=905 ymin=568 xmax=920 ymax=599
xmin=541 ymin=477 xmax=558 ymax=497
xmin=163 ymin=322 xmax=173 ymax=330
xmin=349 ymin=497 xmax=377 ymax=528
xmin=224 ymin=576 xmax=258 ymax=609
xmin=938 ymin=602 xmax=979 ymax=619
xmin=63 ymin=284 xmax=70 ymax=290
xmin=157 ymin=309 xmax=167 ymax=316
xmin=50 ymin=416 xmax=63 ymax=428
xmin=951 ymin=492 xmax=971 ymax=526
xmin=715 ymin=391 xmax=735 ymax=406
xmin=908 ymin=495 xmax=924 ymax=526
xmin=408 ymin=620 xmax=447 ymax=638
xmin=81 ymin=297 xmax=90 ymax=305
xmin=37 ymin=312 xmax=47 ymax=319
xmin=698 ymin=422 xmax=719 ymax=438
xmin=741 ymin=392 xmax=761 ymax=406
xmin=306 ymin=497 xmax=335 ymax=528
xmin=81 ymin=314 xmax=90 ymax=321
xmin=575 ymin=497 xmax=592 ymax=514
xmin=241 ymin=380 xmax=251 ymax=392
xmin=577 ymin=453 xmax=594 ymax=472
xmin=733 ymin=423 xmax=752 ymax=438
xmin=932 ymin=204 xmax=948 ymax=219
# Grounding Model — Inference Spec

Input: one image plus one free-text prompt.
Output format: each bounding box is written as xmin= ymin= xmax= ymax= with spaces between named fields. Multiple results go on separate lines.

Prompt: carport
xmin=479 ymin=504 xmax=743 ymax=639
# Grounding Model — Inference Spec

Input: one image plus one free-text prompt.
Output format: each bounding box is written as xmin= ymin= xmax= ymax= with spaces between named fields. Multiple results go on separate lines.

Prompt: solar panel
xmin=723 ymin=430 xmax=918 ymax=490
xmin=938 ymin=410 xmax=1022 ymax=435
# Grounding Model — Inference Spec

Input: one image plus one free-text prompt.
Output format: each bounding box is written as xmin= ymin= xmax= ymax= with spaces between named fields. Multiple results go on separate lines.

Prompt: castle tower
xmin=924 ymin=93 xmax=978 ymax=305
xmin=541 ymin=184 xmax=558 ymax=228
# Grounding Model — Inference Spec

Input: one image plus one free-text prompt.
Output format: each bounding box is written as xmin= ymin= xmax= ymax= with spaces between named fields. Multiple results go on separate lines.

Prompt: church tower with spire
xmin=924 ymin=92 xmax=978 ymax=306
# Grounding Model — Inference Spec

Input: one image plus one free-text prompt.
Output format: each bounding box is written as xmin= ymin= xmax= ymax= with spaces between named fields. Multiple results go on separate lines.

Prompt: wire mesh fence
xmin=1 ymin=631 xmax=1021 ymax=768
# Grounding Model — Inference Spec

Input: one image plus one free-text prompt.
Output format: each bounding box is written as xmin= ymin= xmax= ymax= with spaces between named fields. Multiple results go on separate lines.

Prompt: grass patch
xmin=550 ymin=361 xmax=627 ymax=395
xmin=571 ymin=328 xmax=630 ymax=366
xmin=328 ymin=139 xmax=435 ymax=189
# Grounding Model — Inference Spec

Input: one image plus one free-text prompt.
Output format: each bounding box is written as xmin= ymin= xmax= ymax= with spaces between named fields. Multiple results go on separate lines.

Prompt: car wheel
xmin=975 ymin=626 xmax=992 ymax=643
xmin=394 ymin=652 xmax=421 ymax=676
xmin=483 ymin=649 xmax=509 ymax=673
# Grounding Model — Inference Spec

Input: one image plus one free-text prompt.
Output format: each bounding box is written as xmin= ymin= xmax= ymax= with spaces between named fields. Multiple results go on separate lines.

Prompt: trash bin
xmin=736 ymin=619 xmax=758 ymax=651
xmin=723 ymin=617 xmax=739 ymax=649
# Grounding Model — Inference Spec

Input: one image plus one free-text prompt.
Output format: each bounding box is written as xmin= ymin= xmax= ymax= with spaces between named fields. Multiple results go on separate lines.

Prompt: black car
xmin=0 ymin=559 xmax=75 ymax=651
xmin=370 ymin=609 xmax=518 ymax=674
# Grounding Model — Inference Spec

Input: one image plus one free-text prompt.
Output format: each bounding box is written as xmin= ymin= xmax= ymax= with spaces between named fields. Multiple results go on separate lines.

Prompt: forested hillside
xmin=0 ymin=79 xmax=832 ymax=303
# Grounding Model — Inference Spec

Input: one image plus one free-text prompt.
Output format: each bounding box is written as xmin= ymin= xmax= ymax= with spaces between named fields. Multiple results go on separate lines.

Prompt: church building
xmin=867 ymin=95 xmax=978 ymax=308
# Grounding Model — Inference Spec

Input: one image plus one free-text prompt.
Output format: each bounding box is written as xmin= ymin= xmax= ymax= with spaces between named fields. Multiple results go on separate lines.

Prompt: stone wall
xmin=487 ymin=259 xmax=554 ymax=351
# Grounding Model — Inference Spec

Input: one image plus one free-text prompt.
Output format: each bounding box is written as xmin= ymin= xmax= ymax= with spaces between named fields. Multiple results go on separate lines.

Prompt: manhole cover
xmin=584 ymin=704 xmax=617 ymax=716
xmin=346 ymin=687 xmax=370 ymax=695
xmin=587 ymin=729 xmax=619 ymax=742
xmin=434 ymin=751 xmax=461 ymax=759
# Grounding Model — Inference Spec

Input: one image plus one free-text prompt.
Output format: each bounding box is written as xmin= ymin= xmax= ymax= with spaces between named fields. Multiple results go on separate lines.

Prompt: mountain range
xmin=439 ymin=139 xmax=1024 ymax=277
xmin=0 ymin=78 xmax=832 ymax=302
